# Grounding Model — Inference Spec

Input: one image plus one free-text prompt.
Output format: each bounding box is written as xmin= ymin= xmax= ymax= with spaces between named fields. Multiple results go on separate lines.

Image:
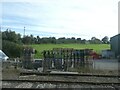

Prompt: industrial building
xmin=110 ymin=34 xmax=120 ymax=58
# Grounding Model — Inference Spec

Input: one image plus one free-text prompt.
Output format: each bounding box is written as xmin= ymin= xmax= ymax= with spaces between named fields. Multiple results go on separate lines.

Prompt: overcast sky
xmin=1 ymin=0 xmax=119 ymax=40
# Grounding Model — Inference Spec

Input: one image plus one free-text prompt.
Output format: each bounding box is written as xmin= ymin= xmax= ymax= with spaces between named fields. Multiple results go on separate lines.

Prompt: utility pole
xmin=24 ymin=26 xmax=25 ymax=37
xmin=0 ymin=26 xmax=1 ymax=32
xmin=0 ymin=26 xmax=2 ymax=50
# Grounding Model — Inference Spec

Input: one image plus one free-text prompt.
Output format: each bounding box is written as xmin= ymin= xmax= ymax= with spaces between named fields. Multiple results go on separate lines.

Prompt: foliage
xmin=2 ymin=30 xmax=110 ymax=44
xmin=90 ymin=37 xmax=102 ymax=44
xmin=102 ymin=36 xmax=109 ymax=44
xmin=2 ymin=40 xmax=24 ymax=58
xmin=1 ymin=30 xmax=110 ymax=58
xmin=2 ymin=29 xmax=22 ymax=44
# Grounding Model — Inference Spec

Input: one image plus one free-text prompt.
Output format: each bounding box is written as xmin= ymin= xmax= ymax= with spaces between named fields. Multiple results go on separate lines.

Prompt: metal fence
xmin=42 ymin=48 xmax=93 ymax=72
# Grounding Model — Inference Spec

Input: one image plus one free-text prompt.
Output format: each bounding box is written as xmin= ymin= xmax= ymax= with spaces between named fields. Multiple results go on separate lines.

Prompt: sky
xmin=1 ymin=0 xmax=119 ymax=40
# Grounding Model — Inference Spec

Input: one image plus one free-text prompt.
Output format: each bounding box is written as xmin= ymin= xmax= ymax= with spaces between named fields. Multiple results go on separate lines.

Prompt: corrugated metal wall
xmin=110 ymin=34 xmax=120 ymax=57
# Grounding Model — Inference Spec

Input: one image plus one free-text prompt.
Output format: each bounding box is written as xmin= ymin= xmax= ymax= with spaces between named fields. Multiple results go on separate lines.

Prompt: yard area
xmin=2 ymin=59 xmax=119 ymax=80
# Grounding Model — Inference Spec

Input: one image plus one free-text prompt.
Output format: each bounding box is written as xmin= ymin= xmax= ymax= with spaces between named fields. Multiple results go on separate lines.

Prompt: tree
xmin=90 ymin=37 xmax=102 ymax=44
xmin=76 ymin=38 xmax=81 ymax=43
xmin=34 ymin=37 xmax=38 ymax=44
xmin=49 ymin=37 xmax=56 ymax=44
xmin=81 ymin=39 xmax=86 ymax=44
xmin=71 ymin=37 xmax=76 ymax=43
xmin=30 ymin=34 xmax=34 ymax=44
xmin=2 ymin=40 xmax=24 ymax=58
xmin=102 ymin=36 xmax=109 ymax=44
xmin=2 ymin=29 xmax=22 ymax=44
xmin=36 ymin=36 xmax=41 ymax=44
xmin=22 ymin=35 xmax=32 ymax=44
xmin=57 ymin=37 xmax=66 ymax=43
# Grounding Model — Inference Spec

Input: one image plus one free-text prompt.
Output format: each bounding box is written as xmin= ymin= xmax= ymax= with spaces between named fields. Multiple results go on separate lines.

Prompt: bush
xmin=2 ymin=40 xmax=24 ymax=58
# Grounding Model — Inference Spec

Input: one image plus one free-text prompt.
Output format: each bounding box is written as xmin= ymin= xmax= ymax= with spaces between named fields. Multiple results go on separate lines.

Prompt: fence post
xmin=23 ymin=48 xmax=34 ymax=69
xmin=43 ymin=50 xmax=47 ymax=72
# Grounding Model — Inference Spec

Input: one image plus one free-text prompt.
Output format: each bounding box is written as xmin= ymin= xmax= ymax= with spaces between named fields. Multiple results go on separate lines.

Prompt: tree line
xmin=2 ymin=29 xmax=109 ymax=58
xmin=2 ymin=29 xmax=109 ymax=45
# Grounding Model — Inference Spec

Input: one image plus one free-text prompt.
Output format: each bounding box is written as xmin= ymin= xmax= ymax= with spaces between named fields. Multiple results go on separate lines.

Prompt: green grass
xmin=29 ymin=44 xmax=110 ymax=58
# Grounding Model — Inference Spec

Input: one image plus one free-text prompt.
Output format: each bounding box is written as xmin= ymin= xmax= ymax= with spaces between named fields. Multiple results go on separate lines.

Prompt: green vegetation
xmin=2 ymin=40 xmax=24 ymax=58
xmin=1 ymin=30 xmax=110 ymax=58
xmin=30 ymin=44 xmax=110 ymax=58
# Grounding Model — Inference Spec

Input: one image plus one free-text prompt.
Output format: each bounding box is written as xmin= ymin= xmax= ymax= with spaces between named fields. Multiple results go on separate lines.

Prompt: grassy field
xmin=29 ymin=44 xmax=110 ymax=58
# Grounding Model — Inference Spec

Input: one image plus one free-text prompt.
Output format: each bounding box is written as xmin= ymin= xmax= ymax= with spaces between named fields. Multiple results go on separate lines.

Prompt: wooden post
xmin=23 ymin=48 xmax=34 ymax=69
xmin=73 ymin=50 xmax=76 ymax=68
xmin=80 ymin=50 xmax=85 ymax=66
xmin=43 ymin=50 xmax=47 ymax=72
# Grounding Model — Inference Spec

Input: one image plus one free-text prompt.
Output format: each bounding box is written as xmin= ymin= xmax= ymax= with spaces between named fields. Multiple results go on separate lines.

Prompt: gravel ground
xmin=17 ymin=75 xmax=119 ymax=83
xmin=2 ymin=81 xmax=120 ymax=89
xmin=2 ymin=62 xmax=119 ymax=89
xmin=2 ymin=75 xmax=119 ymax=89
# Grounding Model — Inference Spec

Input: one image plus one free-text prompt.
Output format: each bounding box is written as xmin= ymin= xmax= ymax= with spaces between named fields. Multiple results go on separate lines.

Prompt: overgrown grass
xmin=68 ymin=66 xmax=119 ymax=75
xmin=2 ymin=67 xmax=20 ymax=79
xmin=29 ymin=44 xmax=110 ymax=58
